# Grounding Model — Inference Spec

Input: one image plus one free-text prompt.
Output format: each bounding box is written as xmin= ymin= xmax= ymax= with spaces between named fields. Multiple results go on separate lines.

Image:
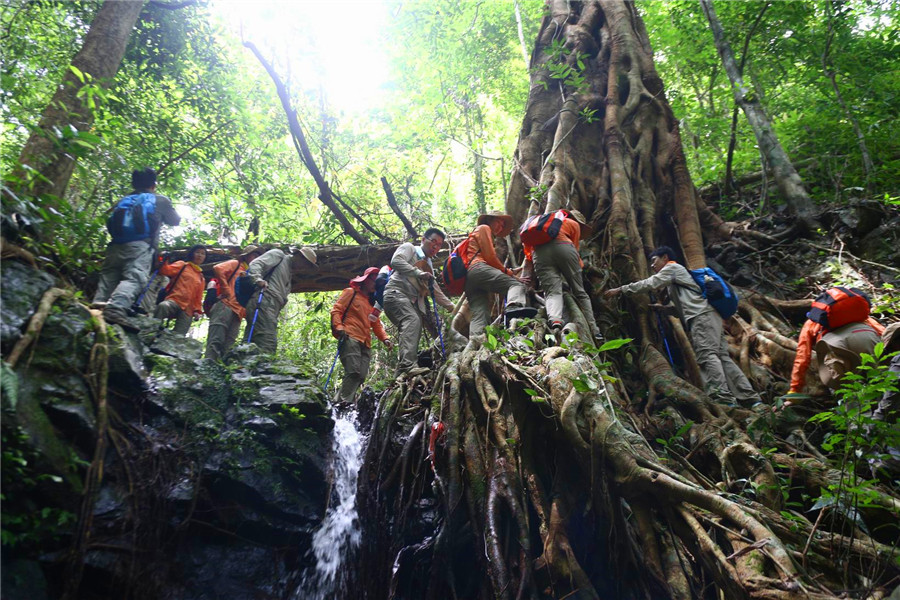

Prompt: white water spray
xmin=295 ymin=410 xmax=362 ymax=599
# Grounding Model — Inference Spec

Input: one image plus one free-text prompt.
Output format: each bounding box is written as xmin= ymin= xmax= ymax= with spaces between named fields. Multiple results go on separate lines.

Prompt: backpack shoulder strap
xmin=225 ymin=260 xmax=242 ymax=284
xmin=166 ymin=264 xmax=188 ymax=291
xmin=340 ymin=290 xmax=358 ymax=324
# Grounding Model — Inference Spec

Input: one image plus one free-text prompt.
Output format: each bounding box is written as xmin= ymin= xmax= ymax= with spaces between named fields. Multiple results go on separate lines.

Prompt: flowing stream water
xmin=294 ymin=409 xmax=363 ymax=600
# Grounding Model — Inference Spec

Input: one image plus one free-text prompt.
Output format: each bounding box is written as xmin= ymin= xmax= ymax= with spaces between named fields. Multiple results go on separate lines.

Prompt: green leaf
xmin=69 ymin=65 xmax=85 ymax=83
xmin=598 ymin=338 xmax=633 ymax=352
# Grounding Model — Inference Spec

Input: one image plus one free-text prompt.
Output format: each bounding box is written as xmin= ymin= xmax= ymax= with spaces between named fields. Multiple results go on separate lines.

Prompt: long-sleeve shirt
xmin=245 ymin=249 xmax=292 ymax=306
xmin=619 ymin=261 xmax=714 ymax=324
xmin=789 ymin=317 xmax=885 ymax=392
xmin=523 ymin=217 xmax=583 ymax=266
xmin=331 ymin=287 xmax=388 ymax=348
xmin=385 ymin=242 xmax=453 ymax=312
xmin=159 ymin=261 xmax=204 ymax=315
xmin=465 ymin=224 xmax=512 ymax=275
xmin=213 ymin=259 xmax=248 ymax=319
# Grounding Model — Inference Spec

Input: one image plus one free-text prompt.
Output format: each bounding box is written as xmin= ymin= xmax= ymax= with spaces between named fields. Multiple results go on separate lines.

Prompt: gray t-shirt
xmin=619 ymin=262 xmax=714 ymax=324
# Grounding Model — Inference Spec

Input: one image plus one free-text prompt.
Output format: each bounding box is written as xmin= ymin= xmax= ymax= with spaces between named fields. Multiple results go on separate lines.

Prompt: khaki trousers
xmin=154 ymin=299 xmax=192 ymax=335
xmin=244 ymin=292 xmax=284 ymax=353
xmin=205 ymin=301 xmax=242 ymax=360
xmin=93 ymin=241 xmax=153 ymax=310
xmin=533 ymin=241 xmax=599 ymax=334
xmin=383 ymin=288 xmax=423 ymax=372
xmin=465 ymin=263 xmax=525 ymax=337
xmin=337 ymin=337 xmax=371 ymax=405
xmin=689 ymin=310 xmax=758 ymax=404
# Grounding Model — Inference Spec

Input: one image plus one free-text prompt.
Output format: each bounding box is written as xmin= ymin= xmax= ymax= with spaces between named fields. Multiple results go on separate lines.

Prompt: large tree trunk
xmin=699 ymin=0 xmax=821 ymax=233
xmin=347 ymin=2 xmax=899 ymax=600
xmin=8 ymin=0 xmax=146 ymax=205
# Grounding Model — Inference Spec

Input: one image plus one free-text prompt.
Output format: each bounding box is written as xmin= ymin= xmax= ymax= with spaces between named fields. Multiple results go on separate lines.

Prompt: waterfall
xmin=295 ymin=409 xmax=363 ymax=600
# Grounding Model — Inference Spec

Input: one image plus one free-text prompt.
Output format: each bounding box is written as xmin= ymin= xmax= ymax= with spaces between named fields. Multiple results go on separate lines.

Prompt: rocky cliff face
xmin=1 ymin=259 xmax=334 ymax=600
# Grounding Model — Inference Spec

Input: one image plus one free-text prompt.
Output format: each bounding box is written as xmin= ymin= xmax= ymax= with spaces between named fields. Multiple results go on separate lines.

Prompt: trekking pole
xmin=132 ymin=267 xmax=161 ymax=314
xmin=324 ymin=336 xmax=345 ymax=392
xmin=654 ymin=310 xmax=676 ymax=366
xmin=428 ymin=278 xmax=445 ymax=359
xmin=246 ymin=288 xmax=265 ymax=344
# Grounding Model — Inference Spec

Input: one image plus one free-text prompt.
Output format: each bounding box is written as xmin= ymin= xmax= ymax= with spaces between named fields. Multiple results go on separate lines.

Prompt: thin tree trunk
xmin=513 ymin=0 xmax=530 ymax=68
xmin=699 ymin=0 xmax=820 ymax=232
xmin=245 ymin=41 xmax=370 ymax=245
xmin=8 ymin=0 xmax=146 ymax=205
xmin=823 ymin=1 xmax=874 ymax=188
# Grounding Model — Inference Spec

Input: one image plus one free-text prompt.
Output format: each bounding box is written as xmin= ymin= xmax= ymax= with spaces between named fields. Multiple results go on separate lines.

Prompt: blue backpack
xmin=373 ymin=266 xmax=392 ymax=308
xmin=107 ymin=193 xmax=156 ymax=243
xmin=688 ymin=267 xmax=739 ymax=319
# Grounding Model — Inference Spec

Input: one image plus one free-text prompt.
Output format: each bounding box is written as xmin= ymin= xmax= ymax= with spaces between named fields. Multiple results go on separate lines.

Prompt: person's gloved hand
xmin=383 ymin=339 xmax=394 ymax=351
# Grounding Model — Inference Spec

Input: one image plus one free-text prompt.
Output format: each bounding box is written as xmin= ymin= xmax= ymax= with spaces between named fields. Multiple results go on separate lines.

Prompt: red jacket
xmin=159 ymin=261 xmax=205 ymax=315
xmin=331 ymin=287 xmax=388 ymax=348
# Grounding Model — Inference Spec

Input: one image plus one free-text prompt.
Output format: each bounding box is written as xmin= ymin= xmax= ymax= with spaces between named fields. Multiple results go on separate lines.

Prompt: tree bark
xmin=8 ymin=0 xmax=146 ymax=204
xmin=699 ymin=0 xmax=821 ymax=233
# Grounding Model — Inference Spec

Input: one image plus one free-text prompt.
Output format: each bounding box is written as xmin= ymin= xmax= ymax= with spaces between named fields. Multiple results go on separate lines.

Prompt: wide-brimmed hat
xmin=297 ymin=246 xmax=317 ymax=266
xmin=567 ymin=209 xmax=593 ymax=235
xmin=240 ymin=244 xmax=262 ymax=259
xmin=350 ymin=266 xmax=380 ymax=287
xmin=476 ymin=211 xmax=514 ymax=237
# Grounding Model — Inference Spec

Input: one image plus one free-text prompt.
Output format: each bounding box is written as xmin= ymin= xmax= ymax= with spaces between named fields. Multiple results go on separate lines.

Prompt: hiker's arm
xmin=245 ymin=250 xmax=280 ymax=286
xmin=330 ymin=289 xmax=352 ymax=339
xmin=432 ymin=280 xmax=454 ymax=310
xmin=619 ymin=264 xmax=677 ymax=296
xmin=390 ymin=243 xmax=429 ymax=281
xmin=155 ymin=195 xmax=181 ymax=227
xmin=473 ymin=226 xmax=509 ymax=274
xmin=159 ymin=261 xmax=183 ymax=277
xmin=789 ymin=320 xmax=818 ymax=393
xmin=371 ymin=316 xmax=389 ymax=343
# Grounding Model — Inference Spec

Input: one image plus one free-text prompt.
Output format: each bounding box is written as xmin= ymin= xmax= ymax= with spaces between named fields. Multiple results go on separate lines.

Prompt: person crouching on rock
xmin=464 ymin=211 xmax=528 ymax=341
xmin=155 ymin=245 xmax=206 ymax=336
xmin=331 ymin=267 xmax=393 ymax=406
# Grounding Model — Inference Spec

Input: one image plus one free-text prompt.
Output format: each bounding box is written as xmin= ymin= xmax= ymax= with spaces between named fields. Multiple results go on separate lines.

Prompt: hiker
xmin=464 ymin=211 xmax=528 ymax=339
xmin=154 ymin=245 xmax=206 ymax=336
xmin=92 ymin=167 xmax=180 ymax=329
xmin=383 ymin=228 xmax=455 ymax=374
xmin=331 ymin=267 xmax=393 ymax=405
xmin=204 ymin=245 xmax=264 ymax=360
xmin=519 ymin=209 xmax=602 ymax=340
xmin=605 ymin=246 xmax=760 ymax=406
xmin=242 ymin=246 xmax=292 ymax=353
xmin=785 ymin=287 xmax=884 ymax=407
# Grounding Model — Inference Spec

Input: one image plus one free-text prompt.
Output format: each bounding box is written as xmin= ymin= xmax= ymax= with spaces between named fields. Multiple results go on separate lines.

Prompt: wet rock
xmin=0 ymin=260 xmax=55 ymax=350
xmin=1 ymin=559 xmax=49 ymax=600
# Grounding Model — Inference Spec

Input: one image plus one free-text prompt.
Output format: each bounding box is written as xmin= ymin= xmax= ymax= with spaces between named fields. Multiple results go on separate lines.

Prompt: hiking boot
xmin=103 ymin=306 xmax=140 ymax=332
xmin=90 ymin=301 xmax=108 ymax=309
xmin=549 ymin=321 xmax=564 ymax=334
xmin=592 ymin=329 xmax=604 ymax=343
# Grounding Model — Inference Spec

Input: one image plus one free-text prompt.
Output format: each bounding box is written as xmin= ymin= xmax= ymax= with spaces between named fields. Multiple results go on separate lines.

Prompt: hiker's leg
xmin=533 ymin=245 xmax=564 ymax=324
xmin=172 ymin=307 xmax=193 ymax=336
xmin=107 ymin=242 xmax=152 ymax=310
xmin=337 ymin=337 xmax=365 ymax=404
xmin=154 ymin=299 xmax=181 ymax=320
xmin=384 ymin=289 xmax=422 ymax=372
xmin=716 ymin=334 xmax=759 ymax=403
xmin=245 ymin=295 xmax=282 ymax=353
xmin=555 ymin=243 xmax=600 ymax=336
xmin=689 ymin=311 xmax=734 ymax=402
xmin=93 ymin=246 xmax=123 ymax=303
xmin=205 ymin=301 xmax=231 ymax=360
